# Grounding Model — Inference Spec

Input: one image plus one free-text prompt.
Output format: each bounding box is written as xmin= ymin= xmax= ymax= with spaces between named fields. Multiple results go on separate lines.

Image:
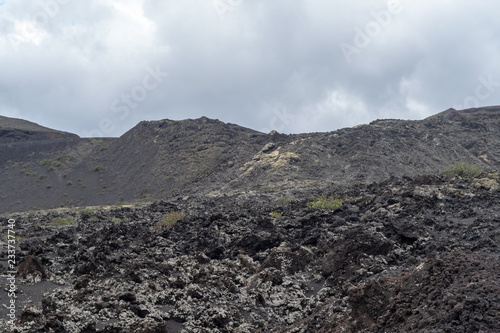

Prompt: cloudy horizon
xmin=1 ymin=0 xmax=500 ymax=138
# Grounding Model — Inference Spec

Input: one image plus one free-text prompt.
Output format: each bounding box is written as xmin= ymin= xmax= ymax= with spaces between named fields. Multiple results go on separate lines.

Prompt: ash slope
xmin=0 ymin=117 xmax=268 ymax=213
xmin=0 ymin=116 xmax=79 ymax=144
xmin=1 ymin=107 xmax=500 ymax=213
xmin=1 ymin=172 xmax=499 ymax=332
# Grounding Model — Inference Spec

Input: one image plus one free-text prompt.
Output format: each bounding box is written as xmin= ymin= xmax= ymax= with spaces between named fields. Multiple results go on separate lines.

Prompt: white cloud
xmin=1 ymin=0 xmax=500 ymax=136
xmin=287 ymin=89 xmax=370 ymax=133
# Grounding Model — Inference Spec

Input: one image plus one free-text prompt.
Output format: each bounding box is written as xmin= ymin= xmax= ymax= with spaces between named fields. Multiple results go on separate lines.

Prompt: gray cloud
xmin=1 ymin=0 xmax=500 ymax=137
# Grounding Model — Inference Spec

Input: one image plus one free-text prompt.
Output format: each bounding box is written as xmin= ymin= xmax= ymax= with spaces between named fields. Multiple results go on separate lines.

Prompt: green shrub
xmin=79 ymin=209 xmax=93 ymax=216
xmin=48 ymin=217 xmax=75 ymax=226
xmin=442 ymin=162 xmax=483 ymax=178
xmin=307 ymin=194 xmax=343 ymax=211
xmin=154 ymin=211 xmax=186 ymax=230
xmin=270 ymin=211 xmax=284 ymax=218
xmin=277 ymin=198 xmax=292 ymax=204
xmin=39 ymin=159 xmax=53 ymax=167
xmin=57 ymin=154 xmax=74 ymax=161
xmin=111 ymin=217 xmax=122 ymax=223
xmin=52 ymin=161 xmax=65 ymax=168
xmin=94 ymin=164 xmax=104 ymax=172
xmin=39 ymin=159 xmax=65 ymax=168
xmin=90 ymin=139 xmax=104 ymax=145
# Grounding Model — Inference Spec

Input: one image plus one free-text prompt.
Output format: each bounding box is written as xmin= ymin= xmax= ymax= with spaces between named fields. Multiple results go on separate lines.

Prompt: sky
xmin=1 ymin=0 xmax=500 ymax=137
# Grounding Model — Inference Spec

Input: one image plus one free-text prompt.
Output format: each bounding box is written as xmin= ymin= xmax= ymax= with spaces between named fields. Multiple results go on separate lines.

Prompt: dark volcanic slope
xmin=0 ymin=116 xmax=79 ymax=143
xmin=1 ymin=107 xmax=499 ymax=213
xmin=96 ymin=117 xmax=272 ymax=199
xmin=0 ymin=117 xmax=268 ymax=213
xmin=222 ymin=107 xmax=500 ymax=194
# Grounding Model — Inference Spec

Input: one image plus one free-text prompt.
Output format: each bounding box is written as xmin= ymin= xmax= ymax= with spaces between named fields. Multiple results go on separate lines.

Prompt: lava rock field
xmin=1 ymin=173 xmax=499 ymax=332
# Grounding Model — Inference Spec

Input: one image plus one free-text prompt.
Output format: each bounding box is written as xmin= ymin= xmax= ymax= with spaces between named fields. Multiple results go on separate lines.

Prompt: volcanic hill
xmin=1 ymin=107 xmax=499 ymax=213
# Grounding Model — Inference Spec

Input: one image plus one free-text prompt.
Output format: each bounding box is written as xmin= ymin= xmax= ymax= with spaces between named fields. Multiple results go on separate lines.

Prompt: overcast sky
xmin=1 ymin=0 xmax=500 ymax=137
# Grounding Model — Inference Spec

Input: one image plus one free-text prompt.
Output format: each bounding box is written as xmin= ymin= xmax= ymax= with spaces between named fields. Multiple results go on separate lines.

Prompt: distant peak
xmin=430 ymin=106 xmax=500 ymax=119
xmin=0 ymin=115 xmax=79 ymax=143
xmin=122 ymin=116 xmax=262 ymax=139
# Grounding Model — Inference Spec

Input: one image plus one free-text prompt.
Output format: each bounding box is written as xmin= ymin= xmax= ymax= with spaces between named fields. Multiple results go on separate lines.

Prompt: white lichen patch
xmin=238 ymin=148 xmax=300 ymax=178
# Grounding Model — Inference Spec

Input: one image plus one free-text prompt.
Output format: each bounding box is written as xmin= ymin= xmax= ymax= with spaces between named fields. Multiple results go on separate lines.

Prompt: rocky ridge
xmin=1 ymin=107 xmax=500 ymax=213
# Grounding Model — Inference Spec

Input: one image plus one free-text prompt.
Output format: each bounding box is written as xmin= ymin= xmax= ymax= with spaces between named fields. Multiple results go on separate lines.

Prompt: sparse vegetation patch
xmin=277 ymin=198 xmax=292 ymax=204
xmin=94 ymin=164 xmax=104 ymax=172
xmin=442 ymin=162 xmax=483 ymax=178
xmin=39 ymin=159 xmax=65 ymax=169
xmin=307 ymin=194 xmax=343 ymax=211
xmin=154 ymin=211 xmax=186 ymax=230
xmin=79 ymin=209 xmax=93 ymax=216
xmin=90 ymin=139 xmax=104 ymax=145
xmin=270 ymin=211 xmax=284 ymax=218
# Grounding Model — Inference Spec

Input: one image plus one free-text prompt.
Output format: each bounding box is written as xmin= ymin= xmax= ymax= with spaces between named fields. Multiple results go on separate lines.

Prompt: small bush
xmin=277 ymin=198 xmax=292 ymax=204
xmin=94 ymin=164 xmax=104 ymax=172
xmin=307 ymin=194 xmax=343 ymax=211
xmin=79 ymin=209 xmax=93 ymax=216
xmin=111 ymin=217 xmax=122 ymax=223
xmin=442 ymin=162 xmax=483 ymax=178
xmin=154 ymin=211 xmax=186 ymax=230
xmin=48 ymin=217 xmax=75 ymax=226
xmin=57 ymin=154 xmax=74 ymax=161
xmin=39 ymin=159 xmax=65 ymax=168
xmin=270 ymin=211 xmax=284 ymax=218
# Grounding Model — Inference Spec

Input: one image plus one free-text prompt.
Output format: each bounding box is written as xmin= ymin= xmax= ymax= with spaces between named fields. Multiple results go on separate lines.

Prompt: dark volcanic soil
xmin=0 ymin=116 xmax=79 ymax=144
xmin=1 ymin=172 xmax=499 ymax=332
